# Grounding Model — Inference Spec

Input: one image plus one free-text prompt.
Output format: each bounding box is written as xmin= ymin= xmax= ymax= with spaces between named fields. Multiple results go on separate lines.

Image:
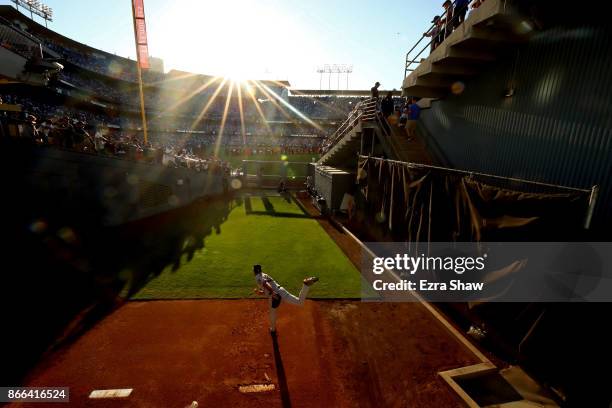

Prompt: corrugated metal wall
xmin=420 ymin=26 xmax=612 ymax=228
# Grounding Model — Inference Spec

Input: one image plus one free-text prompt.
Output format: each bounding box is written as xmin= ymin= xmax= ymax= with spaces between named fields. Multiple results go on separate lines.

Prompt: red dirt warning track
xmin=10 ymin=299 xmax=480 ymax=407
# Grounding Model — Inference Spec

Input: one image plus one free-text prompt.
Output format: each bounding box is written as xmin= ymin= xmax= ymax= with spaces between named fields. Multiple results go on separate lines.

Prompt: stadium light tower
xmin=13 ymin=0 xmax=53 ymax=27
xmin=316 ymin=64 xmax=353 ymax=90
xmin=339 ymin=64 xmax=353 ymax=90
xmin=316 ymin=66 xmax=325 ymax=91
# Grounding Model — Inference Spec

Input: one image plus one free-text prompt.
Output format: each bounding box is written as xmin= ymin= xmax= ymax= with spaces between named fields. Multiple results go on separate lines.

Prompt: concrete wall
xmin=21 ymin=146 xmax=225 ymax=225
xmin=419 ymin=26 xmax=612 ymax=228
xmin=0 ymin=45 xmax=26 ymax=79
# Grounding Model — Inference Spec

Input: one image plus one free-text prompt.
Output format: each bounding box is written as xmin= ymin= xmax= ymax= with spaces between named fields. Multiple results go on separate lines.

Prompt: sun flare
xmin=155 ymin=0 xmax=298 ymax=81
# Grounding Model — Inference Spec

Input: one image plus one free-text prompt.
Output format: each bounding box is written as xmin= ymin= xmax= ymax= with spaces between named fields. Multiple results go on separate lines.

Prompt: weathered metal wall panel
xmin=420 ymin=26 xmax=612 ymax=227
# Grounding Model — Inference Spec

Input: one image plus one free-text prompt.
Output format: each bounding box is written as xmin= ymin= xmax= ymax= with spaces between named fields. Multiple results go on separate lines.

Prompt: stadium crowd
xmin=1 ymin=91 xmax=335 ymax=134
xmin=44 ymin=40 xmax=165 ymax=84
xmin=1 ymin=12 xmax=373 ymax=170
xmin=288 ymin=96 xmax=362 ymax=119
xmin=1 ymin=91 xmax=323 ymax=171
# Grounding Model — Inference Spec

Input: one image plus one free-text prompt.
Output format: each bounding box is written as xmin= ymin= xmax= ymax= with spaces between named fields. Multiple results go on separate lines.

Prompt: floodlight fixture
xmin=12 ymin=0 xmax=54 ymax=25
xmin=316 ymin=63 xmax=354 ymax=90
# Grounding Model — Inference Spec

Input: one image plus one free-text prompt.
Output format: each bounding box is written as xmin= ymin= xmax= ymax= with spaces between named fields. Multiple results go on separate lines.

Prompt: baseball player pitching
xmin=253 ymin=264 xmax=319 ymax=334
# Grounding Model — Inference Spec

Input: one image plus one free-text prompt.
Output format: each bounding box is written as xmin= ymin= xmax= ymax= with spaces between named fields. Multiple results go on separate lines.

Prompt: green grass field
xmin=218 ymin=153 xmax=319 ymax=177
xmin=218 ymin=153 xmax=319 ymax=168
xmin=133 ymin=193 xmax=361 ymax=299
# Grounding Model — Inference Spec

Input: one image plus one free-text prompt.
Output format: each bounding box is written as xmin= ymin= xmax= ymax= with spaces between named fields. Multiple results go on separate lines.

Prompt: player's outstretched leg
xmin=277 ymin=276 xmax=319 ymax=306
xmin=297 ymin=276 xmax=319 ymax=303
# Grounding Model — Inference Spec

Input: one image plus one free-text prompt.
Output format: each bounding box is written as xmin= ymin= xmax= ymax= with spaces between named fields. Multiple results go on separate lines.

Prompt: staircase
xmin=318 ymin=99 xmax=378 ymax=168
xmin=319 ymin=127 xmax=362 ymax=168
xmin=378 ymin=116 xmax=433 ymax=165
xmin=402 ymin=0 xmax=532 ymax=98
xmin=318 ymin=98 xmax=434 ymax=168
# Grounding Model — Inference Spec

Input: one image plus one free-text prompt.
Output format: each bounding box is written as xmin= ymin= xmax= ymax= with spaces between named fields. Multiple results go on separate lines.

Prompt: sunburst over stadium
xmin=1 ymin=0 xmax=611 ymax=407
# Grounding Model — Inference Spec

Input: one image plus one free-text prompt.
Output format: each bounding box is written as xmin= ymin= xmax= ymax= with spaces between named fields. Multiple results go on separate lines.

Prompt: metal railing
xmin=404 ymin=1 xmax=475 ymax=78
xmin=372 ymin=109 xmax=410 ymax=162
xmin=359 ymin=154 xmax=598 ymax=229
xmin=320 ymin=99 xmax=378 ymax=158
xmin=359 ymin=155 xmax=594 ymax=194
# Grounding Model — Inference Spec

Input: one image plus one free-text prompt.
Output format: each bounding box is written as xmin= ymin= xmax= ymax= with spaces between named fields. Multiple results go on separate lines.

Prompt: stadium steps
xmin=318 ymin=125 xmax=362 ymax=167
xmin=319 ymin=114 xmax=435 ymax=169
xmin=383 ymin=120 xmax=433 ymax=165
xmin=402 ymin=0 xmax=532 ymax=98
xmin=318 ymin=100 xmax=379 ymax=168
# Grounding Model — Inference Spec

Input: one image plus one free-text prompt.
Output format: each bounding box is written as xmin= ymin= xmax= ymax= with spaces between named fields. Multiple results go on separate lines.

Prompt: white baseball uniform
xmin=255 ymin=273 xmax=310 ymax=331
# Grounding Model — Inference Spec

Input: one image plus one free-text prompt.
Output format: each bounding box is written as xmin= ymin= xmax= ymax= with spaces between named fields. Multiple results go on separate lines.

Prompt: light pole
xmin=13 ymin=0 xmax=53 ymax=26
xmin=316 ymin=64 xmax=354 ymax=91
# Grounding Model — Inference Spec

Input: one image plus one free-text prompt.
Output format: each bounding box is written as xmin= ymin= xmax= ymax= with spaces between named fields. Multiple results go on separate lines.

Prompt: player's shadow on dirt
xmin=272 ymin=333 xmax=292 ymax=408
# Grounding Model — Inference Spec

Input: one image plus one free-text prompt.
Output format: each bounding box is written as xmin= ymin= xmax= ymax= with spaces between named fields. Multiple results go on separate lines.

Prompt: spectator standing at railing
xmin=370 ymin=82 xmax=381 ymax=99
xmin=381 ymin=92 xmax=395 ymax=119
xmin=454 ymin=0 xmax=471 ymax=28
xmin=443 ymin=1 xmax=454 ymax=38
xmin=424 ymin=16 xmax=443 ymax=52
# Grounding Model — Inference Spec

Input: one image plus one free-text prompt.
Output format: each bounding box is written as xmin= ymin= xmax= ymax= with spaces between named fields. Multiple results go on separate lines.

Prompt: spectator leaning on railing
xmin=454 ymin=0 xmax=471 ymax=28
xmin=443 ymin=1 xmax=454 ymax=38
xmin=424 ymin=15 xmax=444 ymax=52
xmin=424 ymin=0 xmax=475 ymax=51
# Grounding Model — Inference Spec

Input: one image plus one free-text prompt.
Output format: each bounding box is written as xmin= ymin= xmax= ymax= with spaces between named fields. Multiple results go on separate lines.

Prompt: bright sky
xmin=3 ymin=0 xmax=441 ymax=90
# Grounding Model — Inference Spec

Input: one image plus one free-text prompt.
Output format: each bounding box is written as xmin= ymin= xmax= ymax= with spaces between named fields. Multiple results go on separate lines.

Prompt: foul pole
xmin=131 ymin=0 xmax=150 ymax=145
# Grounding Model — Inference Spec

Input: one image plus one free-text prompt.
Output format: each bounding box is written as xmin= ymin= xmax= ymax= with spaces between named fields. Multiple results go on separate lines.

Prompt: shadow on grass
xmin=244 ymin=194 xmax=311 ymax=219
xmin=104 ymin=196 xmax=240 ymax=298
xmin=262 ymin=196 xmax=276 ymax=213
xmin=1 ymin=144 xmax=239 ymax=385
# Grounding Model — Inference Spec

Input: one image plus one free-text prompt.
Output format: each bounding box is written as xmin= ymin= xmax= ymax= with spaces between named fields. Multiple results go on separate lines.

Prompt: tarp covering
xmin=357 ymin=156 xmax=592 ymax=242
